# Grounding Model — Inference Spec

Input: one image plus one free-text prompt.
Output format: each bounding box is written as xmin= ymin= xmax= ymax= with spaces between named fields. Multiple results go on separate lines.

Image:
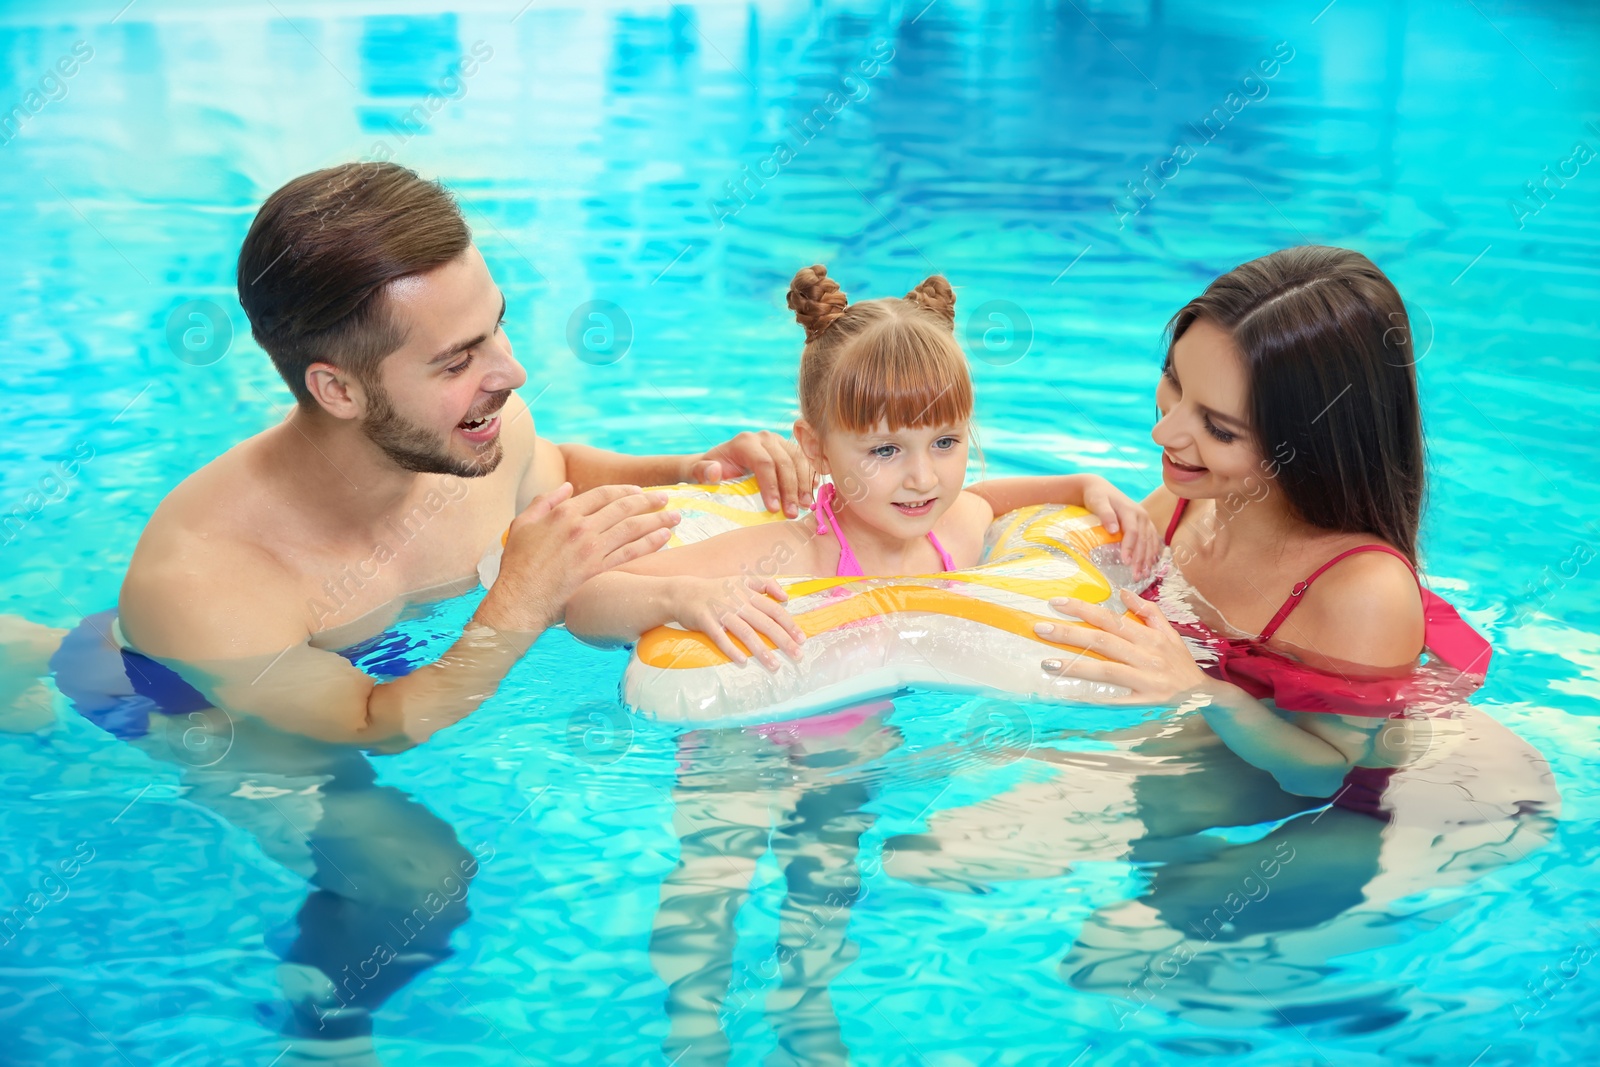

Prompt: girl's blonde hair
xmin=786 ymin=264 xmax=973 ymax=435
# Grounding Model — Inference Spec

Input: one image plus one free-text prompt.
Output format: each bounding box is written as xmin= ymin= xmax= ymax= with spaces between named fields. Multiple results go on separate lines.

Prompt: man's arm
xmin=559 ymin=431 xmax=817 ymax=517
xmin=505 ymin=390 xmax=814 ymax=514
xmin=118 ymin=540 xmax=536 ymax=749
xmin=558 ymin=443 xmax=696 ymax=494
xmin=120 ymin=484 xmax=679 ymax=749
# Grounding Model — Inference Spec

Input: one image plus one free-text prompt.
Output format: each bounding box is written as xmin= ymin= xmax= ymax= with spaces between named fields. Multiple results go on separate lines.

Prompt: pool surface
xmin=1 ymin=0 xmax=1598 ymax=1064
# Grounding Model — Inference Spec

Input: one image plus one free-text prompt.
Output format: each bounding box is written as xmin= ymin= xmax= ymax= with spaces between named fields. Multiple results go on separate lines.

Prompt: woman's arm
xmin=1183 ymin=679 xmax=1367 ymax=797
xmin=969 ymin=474 xmax=1160 ymax=576
xmin=1032 ymin=590 xmax=1385 ymax=797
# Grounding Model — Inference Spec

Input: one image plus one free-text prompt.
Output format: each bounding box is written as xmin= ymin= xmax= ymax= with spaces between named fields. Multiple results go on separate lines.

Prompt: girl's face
xmin=799 ymin=418 xmax=970 ymax=537
xmin=1152 ymin=318 xmax=1269 ymax=500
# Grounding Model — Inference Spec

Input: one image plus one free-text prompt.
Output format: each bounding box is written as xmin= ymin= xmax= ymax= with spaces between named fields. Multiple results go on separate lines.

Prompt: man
xmin=118 ymin=160 xmax=812 ymax=744
xmin=20 ymin=162 xmax=813 ymax=1065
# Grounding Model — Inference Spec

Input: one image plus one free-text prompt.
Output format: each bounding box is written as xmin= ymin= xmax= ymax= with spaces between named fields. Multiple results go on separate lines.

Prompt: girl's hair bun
xmin=788 ymin=264 xmax=849 ymax=343
xmin=904 ymin=274 xmax=956 ymax=328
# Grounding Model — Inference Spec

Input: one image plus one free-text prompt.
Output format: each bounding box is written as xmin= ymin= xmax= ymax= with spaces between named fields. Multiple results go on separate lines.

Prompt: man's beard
xmin=361 ymin=380 xmax=508 ymax=478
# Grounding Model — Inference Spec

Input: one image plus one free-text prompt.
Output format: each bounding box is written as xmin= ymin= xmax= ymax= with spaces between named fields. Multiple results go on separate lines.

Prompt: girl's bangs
xmin=828 ymin=332 xmax=974 ymax=433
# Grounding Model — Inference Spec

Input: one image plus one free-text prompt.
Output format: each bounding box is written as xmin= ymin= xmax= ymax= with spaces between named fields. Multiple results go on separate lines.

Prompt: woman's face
xmin=1152 ymin=318 xmax=1267 ymax=499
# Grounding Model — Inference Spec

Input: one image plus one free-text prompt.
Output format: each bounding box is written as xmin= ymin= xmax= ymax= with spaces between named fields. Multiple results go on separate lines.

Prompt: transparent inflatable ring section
xmin=479 ymin=476 xmax=1152 ymax=726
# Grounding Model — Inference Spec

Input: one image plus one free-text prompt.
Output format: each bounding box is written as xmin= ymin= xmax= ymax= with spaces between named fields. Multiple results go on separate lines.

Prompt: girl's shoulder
xmin=937 ymin=491 xmax=997 ymax=569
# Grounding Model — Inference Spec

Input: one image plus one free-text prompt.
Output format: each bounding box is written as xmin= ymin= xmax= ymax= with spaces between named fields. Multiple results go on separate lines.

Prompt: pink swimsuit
xmin=746 ymin=482 xmax=956 ymax=745
xmin=1150 ymin=498 xmax=1493 ymax=818
xmin=811 ymin=481 xmax=956 ymax=576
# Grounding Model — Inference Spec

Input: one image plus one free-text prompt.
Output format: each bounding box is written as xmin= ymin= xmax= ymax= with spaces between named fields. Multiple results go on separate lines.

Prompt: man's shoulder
xmin=133 ymin=437 xmax=282 ymax=564
xmin=119 ymin=439 xmax=302 ymax=655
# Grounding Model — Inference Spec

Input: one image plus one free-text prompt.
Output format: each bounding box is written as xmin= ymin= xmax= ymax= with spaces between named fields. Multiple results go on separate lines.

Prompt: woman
xmin=1033 ymin=245 xmax=1495 ymax=807
xmin=884 ymin=247 xmax=1555 ymax=1026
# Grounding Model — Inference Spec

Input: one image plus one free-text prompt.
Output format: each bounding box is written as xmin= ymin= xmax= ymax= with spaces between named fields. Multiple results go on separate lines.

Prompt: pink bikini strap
xmin=812 ymin=482 xmax=955 ymax=576
xmin=1166 ymin=496 xmax=1488 ymax=673
xmin=1258 ymin=544 xmax=1417 ymax=642
xmin=814 ymin=482 xmax=865 ymax=577
xmin=1163 ymin=496 xmax=1190 ymax=545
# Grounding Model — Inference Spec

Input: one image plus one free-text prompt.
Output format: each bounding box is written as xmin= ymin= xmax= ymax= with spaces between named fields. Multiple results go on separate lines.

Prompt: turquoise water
xmin=1 ymin=0 xmax=1598 ymax=1064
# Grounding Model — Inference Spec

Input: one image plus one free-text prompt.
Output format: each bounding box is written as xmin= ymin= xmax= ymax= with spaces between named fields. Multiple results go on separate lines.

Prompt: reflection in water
xmin=90 ymin=749 xmax=479 ymax=1065
xmin=652 ymin=705 xmax=899 ymax=1066
xmin=37 ymin=612 xmax=482 ymax=1066
xmin=886 ymin=700 xmax=1558 ymax=1031
xmin=196 ymin=749 xmax=485 ymax=1066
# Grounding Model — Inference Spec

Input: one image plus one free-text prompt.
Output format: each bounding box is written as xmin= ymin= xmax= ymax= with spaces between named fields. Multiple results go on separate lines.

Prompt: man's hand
xmin=476 ymin=483 xmax=682 ymax=632
xmin=690 ymin=431 xmax=816 ymax=517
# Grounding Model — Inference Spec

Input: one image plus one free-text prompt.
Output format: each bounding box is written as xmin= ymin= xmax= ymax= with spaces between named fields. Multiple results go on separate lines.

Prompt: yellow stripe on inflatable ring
xmin=666 ymin=478 xmax=768 ymax=497
xmin=782 ymin=568 xmax=1108 ymax=603
xmin=660 ymin=480 xmax=785 ymax=546
xmin=669 ymin=498 xmax=779 ymax=523
xmin=1017 ymin=506 xmax=1118 ymax=554
xmin=954 ymin=567 xmax=1110 ymax=603
xmin=635 ymin=581 xmax=1140 ymax=669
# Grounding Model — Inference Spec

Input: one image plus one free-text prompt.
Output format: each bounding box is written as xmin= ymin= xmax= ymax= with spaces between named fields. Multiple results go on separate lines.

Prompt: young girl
xmin=566 ymin=264 xmax=1159 ymax=1061
xmin=564 ymin=264 xmax=1160 ymax=664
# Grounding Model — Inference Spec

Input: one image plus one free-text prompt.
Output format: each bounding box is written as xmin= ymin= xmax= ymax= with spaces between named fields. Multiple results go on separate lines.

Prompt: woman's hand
xmin=1080 ymin=477 xmax=1161 ymax=579
xmin=667 ymin=574 xmax=806 ymax=671
xmin=1034 ymin=589 xmax=1210 ymax=704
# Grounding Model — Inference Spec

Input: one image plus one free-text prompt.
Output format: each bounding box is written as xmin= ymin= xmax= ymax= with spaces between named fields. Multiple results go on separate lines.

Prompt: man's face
xmin=359 ymin=245 xmax=527 ymax=477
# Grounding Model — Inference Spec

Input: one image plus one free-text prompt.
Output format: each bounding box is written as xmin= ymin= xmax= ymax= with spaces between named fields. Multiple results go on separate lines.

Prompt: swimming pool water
xmin=1 ymin=0 xmax=1598 ymax=1064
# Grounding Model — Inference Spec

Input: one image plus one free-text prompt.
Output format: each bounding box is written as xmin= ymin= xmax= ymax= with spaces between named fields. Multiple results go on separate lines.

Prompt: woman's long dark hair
xmin=1168 ymin=246 xmax=1424 ymax=564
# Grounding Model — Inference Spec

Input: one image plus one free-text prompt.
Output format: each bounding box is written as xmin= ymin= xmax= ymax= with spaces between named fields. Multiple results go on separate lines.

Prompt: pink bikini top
xmin=1152 ymin=497 xmax=1492 ymax=718
xmin=812 ymin=482 xmax=956 ymax=577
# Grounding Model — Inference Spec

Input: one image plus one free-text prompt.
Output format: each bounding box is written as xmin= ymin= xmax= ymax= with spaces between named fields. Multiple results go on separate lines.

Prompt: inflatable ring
xmin=618 ymin=477 xmax=1151 ymax=724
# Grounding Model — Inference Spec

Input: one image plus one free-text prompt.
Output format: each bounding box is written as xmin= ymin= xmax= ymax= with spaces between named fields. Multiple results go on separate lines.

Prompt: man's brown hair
xmin=237 ymin=162 xmax=471 ymax=406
